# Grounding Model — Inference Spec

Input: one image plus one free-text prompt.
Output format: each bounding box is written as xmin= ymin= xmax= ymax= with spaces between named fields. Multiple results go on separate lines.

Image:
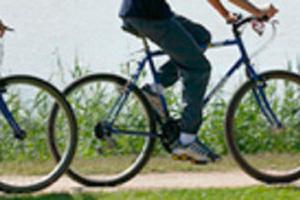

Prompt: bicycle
xmin=49 ymin=15 xmax=300 ymax=186
xmin=0 ymin=23 xmax=77 ymax=193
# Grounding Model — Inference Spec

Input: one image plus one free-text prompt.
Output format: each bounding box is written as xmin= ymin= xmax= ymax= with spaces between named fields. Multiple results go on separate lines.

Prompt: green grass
xmin=0 ymin=160 xmax=57 ymax=175
xmin=3 ymin=186 xmax=300 ymax=200
xmin=2 ymin=153 xmax=300 ymax=176
xmin=145 ymin=153 xmax=300 ymax=173
xmin=57 ymin=153 xmax=300 ymax=175
xmin=0 ymin=156 xmax=237 ymax=176
xmin=2 ymin=64 xmax=300 ymax=162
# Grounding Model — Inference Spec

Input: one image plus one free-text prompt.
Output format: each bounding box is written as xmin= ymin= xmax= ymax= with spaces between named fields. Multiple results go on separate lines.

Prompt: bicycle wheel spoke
xmin=49 ymin=74 xmax=155 ymax=186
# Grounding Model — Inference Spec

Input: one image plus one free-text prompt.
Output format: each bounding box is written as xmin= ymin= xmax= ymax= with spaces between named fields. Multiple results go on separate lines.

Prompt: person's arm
xmin=0 ymin=21 xmax=6 ymax=38
xmin=229 ymin=0 xmax=278 ymax=18
xmin=228 ymin=0 xmax=262 ymax=17
xmin=207 ymin=0 xmax=278 ymax=23
xmin=208 ymin=0 xmax=230 ymax=19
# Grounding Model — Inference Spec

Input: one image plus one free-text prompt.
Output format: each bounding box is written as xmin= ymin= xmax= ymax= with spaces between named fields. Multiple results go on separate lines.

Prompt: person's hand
xmin=0 ymin=21 xmax=6 ymax=38
xmin=258 ymin=4 xmax=279 ymax=20
xmin=225 ymin=13 xmax=239 ymax=24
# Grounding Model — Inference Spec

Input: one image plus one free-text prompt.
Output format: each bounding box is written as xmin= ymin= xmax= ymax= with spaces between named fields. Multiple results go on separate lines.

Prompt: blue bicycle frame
xmin=0 ymin=87 xmax=25 ymax=139
xmin=106 ymin=17 xmax=282 ymax=138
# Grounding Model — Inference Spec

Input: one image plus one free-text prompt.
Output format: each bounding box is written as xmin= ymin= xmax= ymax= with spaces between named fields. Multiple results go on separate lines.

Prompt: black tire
xmin=48 ymin=73 xmax=156 ymax=186
xmin=226 ymin=70 xmax=300 ymax=183
xmin=0 ymin=75 xmax=77 ymax=193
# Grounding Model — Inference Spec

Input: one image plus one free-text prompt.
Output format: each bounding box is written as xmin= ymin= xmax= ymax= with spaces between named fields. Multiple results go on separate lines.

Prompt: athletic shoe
xmin=172 ymin=138 xmax=220 ymax=164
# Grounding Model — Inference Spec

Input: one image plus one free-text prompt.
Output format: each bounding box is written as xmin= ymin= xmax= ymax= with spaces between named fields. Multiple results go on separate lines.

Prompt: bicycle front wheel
xmin=0 ymin=75 xmax=77 ymax=193
xmin=48 ymin=74 xmax=156 ymax=186
xmin=226 ymin=70 xmax=300 ymax=183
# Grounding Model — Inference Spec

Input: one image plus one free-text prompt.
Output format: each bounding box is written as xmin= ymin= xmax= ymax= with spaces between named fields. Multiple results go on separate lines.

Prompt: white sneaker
xmin=172 ymin=139 xmax=220 ymax=164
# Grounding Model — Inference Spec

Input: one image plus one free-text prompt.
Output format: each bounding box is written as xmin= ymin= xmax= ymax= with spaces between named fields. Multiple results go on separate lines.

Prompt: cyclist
xmin=119 ymin=0 xmax=278 ymax=164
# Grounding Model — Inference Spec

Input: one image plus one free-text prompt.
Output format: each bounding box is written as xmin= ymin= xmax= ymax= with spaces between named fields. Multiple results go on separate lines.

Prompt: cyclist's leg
xmin=157 ymin=60 xmax=180 ymax=88
xmin=179 ymin=62 xmax=210 ymax=133
xmin=174 ymin=16 xmax=212 ymax=134
xmin=156 ymin=16 xmax=211 ymax=88
xmin=176 ymin=15 xmax=212 ymax=45
xmin=124 ymin=17 xmax=210 ymax=133
xmin=123 ymin=17 xmax=216 ymax=162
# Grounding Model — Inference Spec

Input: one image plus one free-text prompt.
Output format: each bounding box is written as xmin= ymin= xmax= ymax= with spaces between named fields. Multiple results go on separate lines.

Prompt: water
xmin=0 ymin=0 xmax=299 ymax=86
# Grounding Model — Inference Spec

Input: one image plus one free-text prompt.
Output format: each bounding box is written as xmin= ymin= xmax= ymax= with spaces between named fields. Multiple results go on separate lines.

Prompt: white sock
xmin=180 ymin=132 xmax=196 ymax=145
xmin=150 ymin=83 xmax=164 ymax=94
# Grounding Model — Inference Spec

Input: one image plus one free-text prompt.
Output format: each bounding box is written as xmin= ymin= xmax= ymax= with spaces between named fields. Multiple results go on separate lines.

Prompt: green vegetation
xmin=1 ymin=61 xmax=300 ymax=168
xmin=3 ymin=153 xmax=300 ymax=175
xmin=3 ymin=186 xmax=300 ymax=200
xmin=66 ymin=63 xmax=300 ymax=164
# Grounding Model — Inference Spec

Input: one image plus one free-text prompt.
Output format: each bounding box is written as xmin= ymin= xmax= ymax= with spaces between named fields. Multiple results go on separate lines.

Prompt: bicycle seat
xmin=121 ymin=23 xmax=144 ymax=38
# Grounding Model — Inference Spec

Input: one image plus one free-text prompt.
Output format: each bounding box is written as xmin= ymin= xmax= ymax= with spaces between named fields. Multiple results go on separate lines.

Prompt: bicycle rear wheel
xmin=0 ymin=75 xmax=77 ymax=193
xmin=48 ymin=74 xmax=156 ymax=186
xmin=226 ymin=70 xmax=300 ymax=183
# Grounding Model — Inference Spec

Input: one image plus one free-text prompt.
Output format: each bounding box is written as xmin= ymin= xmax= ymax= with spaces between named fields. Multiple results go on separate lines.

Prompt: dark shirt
xmin=119 ymin=0 xmax=174 ymax=19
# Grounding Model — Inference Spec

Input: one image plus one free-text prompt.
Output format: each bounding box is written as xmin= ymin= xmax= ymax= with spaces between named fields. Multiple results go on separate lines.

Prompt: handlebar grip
xmin=234 ymin=17 xmax=254 ymax=29
xmin=257 ymin=15 xmax=270 ymax=22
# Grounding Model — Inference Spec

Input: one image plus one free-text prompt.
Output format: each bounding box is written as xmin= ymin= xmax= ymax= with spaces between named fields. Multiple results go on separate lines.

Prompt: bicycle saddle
xmin=121 ymin=23 xmax=144 ymax=38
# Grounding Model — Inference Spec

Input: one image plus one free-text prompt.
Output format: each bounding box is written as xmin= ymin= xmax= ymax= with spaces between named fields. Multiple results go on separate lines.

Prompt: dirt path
xmin=41 ymin=171 xmax=284 ymax=193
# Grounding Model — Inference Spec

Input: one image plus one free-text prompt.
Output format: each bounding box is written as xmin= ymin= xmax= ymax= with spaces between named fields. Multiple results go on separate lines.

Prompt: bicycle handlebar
xmin=232 ymin=15 xmax=269 ymax=32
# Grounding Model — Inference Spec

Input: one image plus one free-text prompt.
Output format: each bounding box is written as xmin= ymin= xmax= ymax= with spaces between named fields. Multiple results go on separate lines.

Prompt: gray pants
xmin=123 ymin=16 xmax=212 ymax=134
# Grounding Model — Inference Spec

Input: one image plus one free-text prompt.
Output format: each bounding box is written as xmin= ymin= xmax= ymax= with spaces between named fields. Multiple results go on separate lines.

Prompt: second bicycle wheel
xmin=0 ymin=75 xmax=77 ymax=193
xmin=49 ymin=74 xmax=156 ymax=186
xmin=226 ymin=70 xmax=300 ymax=183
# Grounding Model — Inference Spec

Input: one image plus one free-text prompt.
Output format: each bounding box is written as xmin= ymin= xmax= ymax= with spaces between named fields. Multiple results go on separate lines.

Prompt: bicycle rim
xmin=226 ymin=71 xmax=300 ymax=183
xmin=49 ymin=74 xmax=156 ymax=186
xmin=0 ymin=75 xmax=77 ymax=193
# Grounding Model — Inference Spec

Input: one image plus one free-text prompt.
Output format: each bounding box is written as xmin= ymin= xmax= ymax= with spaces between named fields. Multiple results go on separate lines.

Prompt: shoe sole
xmin=172 ymin=154 xmax=208 ymax=165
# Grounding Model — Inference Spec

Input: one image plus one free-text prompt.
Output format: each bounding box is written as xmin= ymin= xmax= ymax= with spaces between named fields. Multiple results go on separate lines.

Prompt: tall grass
xmin=1 ymin=61 xmax=300 ymax=162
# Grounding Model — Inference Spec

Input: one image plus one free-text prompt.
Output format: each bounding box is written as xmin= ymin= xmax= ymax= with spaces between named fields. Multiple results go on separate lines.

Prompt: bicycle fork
xmin=252 ymin=79 xmax=284 ymax=130
xmin=0 ymin=88 xmax=26 ymax=140
xmin=238 ymin=33 xmax=283 ymax=130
